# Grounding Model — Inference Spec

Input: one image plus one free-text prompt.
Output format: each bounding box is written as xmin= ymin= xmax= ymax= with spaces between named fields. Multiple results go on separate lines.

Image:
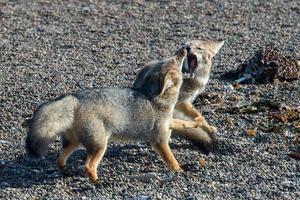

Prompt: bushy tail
xmin=172 ymin=109 xmax=217 ymax=154
xmin=25 ymin=95 xmax=79 ymax=157
xmin=172 ymin=128 xmax=216 ymax=154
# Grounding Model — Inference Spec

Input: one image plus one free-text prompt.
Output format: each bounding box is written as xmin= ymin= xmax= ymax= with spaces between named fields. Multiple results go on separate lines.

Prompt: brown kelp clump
xmin=226 ymin=45 xmax=300 ymax=84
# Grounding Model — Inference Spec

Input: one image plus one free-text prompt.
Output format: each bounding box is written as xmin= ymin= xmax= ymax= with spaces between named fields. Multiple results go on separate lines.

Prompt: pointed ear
xmin=175 ymin=47 xmax=187 ymax=64
xmin=132 ymin=66 xmax=151 ymax=89
xmin=158 ymin=73 xmax=174 ymax=96
xmin=205 ymin=41 xmax=224 ymax=56
xmin=174 ymin=47 xmax=187 ymax=71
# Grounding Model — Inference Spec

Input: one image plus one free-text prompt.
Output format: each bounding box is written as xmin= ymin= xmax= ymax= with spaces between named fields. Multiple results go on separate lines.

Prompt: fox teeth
xmin=182 ymin=72 xmax=195 ymax=79
xmin=182 ymin=72 xmax=190 ymax=79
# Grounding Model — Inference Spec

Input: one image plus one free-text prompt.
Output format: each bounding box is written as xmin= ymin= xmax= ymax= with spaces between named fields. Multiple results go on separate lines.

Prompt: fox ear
xmin=158 ymin=73 xmax=174 ymax=96
xmin=133 ymin=66 xmax=151 ymax=89
xmin=204 ymin=41 xmax=224 ymax=56
xmin=175 ymin=47 xmax=187 ymax=64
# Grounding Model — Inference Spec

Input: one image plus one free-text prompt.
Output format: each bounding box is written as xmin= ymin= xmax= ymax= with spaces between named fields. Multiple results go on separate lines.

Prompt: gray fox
xmin=25 ymin=48 xmax=199 ymax=182
xmin=134 ymin=40 xmax=224 ymax=153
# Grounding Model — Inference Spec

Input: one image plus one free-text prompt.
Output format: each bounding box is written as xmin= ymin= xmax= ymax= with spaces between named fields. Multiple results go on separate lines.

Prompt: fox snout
xmin=185 ymin=45 xmax=191 ymax=53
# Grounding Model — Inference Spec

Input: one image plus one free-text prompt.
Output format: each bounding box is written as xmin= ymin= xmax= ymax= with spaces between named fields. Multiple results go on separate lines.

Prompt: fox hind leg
xmin=81 ymin=120 xmax=108 ymax=182
xmin=57 ymin=131 xmax=79 ymax=170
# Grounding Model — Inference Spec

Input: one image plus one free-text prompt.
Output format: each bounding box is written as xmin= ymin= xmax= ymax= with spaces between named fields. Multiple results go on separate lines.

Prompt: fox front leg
xmin=151 ymin=142 xmax=183 ymax=172
xmin=169 ymin=118 xmax=198 ymax=131
xmin=176 ymin=102 xmax=218 ymax=133
xmin=170 ymin=118 xmax=217 ymax=133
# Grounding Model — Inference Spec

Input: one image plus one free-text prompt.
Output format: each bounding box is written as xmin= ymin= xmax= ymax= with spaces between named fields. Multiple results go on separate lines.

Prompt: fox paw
xmin=194 ymin=116 xmax=206 ymax=123
xmin=194 ymin=116 xmax=218 ymax=133
xmin=173 ymin=166 xmax=184 ymax=173
xmin=207 ymin=125 xmax=218 ymax=133
xmin=200 ymin=123 xmax=218 ymax=133
xmin=86 ymin=167 xmax=98 ymax=183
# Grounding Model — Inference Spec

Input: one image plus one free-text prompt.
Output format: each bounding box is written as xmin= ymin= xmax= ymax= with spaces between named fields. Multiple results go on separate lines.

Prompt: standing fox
xmin=134 ymin=40 xmax=224 ymax=153
xmin=25 ymin=48 xmax=199 ymax=182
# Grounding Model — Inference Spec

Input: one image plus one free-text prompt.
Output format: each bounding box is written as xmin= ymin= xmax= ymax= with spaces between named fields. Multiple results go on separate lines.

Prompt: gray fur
xmin=25 ymin=50 xmax=186 ymax=157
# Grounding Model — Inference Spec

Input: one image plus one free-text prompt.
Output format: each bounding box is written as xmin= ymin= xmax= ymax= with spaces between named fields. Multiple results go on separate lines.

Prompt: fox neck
xmin=153 ymin=90 xmax=179 ymax=114
xmin=184 ymin=62 xmax=211 ymax=89
xmin=178 ymin=63 xmax=212 ymax=103
xmin=195 ymin=65 xmax=211 ymax=86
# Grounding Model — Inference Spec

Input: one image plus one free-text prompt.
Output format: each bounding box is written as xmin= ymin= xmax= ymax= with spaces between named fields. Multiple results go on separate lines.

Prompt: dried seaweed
xmin=215 ymin=101 xmax=300 ymax=135
xmin=215 ymin=100 xmax=281 ymax=114
xmin=288 ymin=152 xmax=300 ymax=160
xmin=224 ymin=45 xmax=300 ymax=83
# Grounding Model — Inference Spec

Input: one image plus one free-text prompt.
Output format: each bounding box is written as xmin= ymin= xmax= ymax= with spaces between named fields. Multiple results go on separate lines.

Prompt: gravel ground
xmin=0 ymin=0 xmax=299 ymax=199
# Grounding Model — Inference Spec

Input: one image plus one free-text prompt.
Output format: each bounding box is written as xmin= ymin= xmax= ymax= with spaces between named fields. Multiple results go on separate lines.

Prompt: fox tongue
xmin=189 ymin=58 xmax=196 ymax=74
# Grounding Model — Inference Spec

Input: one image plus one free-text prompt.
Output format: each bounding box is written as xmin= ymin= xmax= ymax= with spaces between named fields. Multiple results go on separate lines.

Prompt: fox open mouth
xmin=183 ymin=53 xmax=198 ymax=78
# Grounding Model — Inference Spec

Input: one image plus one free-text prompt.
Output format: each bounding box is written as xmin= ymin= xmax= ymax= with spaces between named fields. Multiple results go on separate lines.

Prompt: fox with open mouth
xmin=134 ymin=40 xmax=224 ymax=153
xmin=179 ymin=40 xmax=224 ymax=105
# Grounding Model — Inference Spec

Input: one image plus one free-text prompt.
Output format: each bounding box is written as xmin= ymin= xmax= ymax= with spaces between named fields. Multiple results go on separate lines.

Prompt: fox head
xmin=134 ymin=47 xmax=187 ymax=101
xmin=182 ymin=40 xmax=224 ymax=79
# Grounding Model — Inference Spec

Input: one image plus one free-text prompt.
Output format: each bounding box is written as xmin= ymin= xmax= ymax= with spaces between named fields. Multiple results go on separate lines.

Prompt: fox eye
xmin=197 ymin=47 xmax=204 ymax=50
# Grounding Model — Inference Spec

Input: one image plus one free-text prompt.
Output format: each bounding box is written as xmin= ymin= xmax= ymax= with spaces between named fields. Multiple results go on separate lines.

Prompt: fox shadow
xmin=0 ymin=143 xmax=163 ymax=189
xmin=0 ymin=138 xmax=238 ymax=189
xmin=0 ymin=152 xmax=64 ymax=189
